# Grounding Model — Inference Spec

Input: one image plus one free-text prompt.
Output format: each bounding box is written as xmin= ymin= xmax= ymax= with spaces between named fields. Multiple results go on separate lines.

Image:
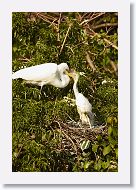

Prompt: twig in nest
xmin=59 ymin=24 xmax=72 ymax=54
xmin=61 ymin=129 xmax=78 ymax=154
xmin=86 ymin=52 xmax=96 ymax=72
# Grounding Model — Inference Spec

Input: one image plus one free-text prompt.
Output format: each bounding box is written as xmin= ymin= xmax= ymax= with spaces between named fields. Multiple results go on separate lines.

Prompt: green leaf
xmin=108 ymin=136 xmax=117 ymax=147
xmin=84 ymin=161 xmax=90 ymax=170
xmin=94 ymin=159 xmax=102 ymax=171
xmin=97 ymin=135 xmax=102 ymax=141
xmin=103 ymin=145 xmax=111 ymax=156
xmin=107 ymin=117 xmax=113 ymax=125
xmin=108 ymin=126 xmax=113 ymax=135
xmin=102 ymin=160 xmax=110 ymax=169
xmin=115 ymin=148 xmax=118 ymax=158
xmin=112 ymin=127 xmax=118 ymax=137
xmin=92 ymin=144 xmax=99 ymax=153
xmin=13 ymin=47 xmax=17 ymax=52
xmin=114 ymin=117 xmax=118 ymax=123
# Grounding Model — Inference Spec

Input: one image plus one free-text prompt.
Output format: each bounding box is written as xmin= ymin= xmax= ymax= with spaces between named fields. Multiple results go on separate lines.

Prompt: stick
xmin=86 ymin=52 xmax=96 ymax=72
xmin=87 ymin=28 xmax=118 ymax=50
xmin=104 ymin=38 xmax=118 ymax=50
xmin=80 ymin=13 xmax=105 ymax=25
xmin=110 ymin=61 xmax=118 ymax=75
xmin=61 ymin=130 xmax=77 ymax=154
xmin=36 ymin=13 xmax=57 ymax=25
xmin=57 ymin=13 xmax=61 ymax=42
xmin=59 ymin=24 xmax=72 ymax=54
xmin=92 ymin=23 xmax=118 ymax=30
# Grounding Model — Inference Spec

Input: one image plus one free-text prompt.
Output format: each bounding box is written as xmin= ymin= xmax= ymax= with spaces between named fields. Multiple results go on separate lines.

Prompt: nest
xmin=51 ymin=120 xmax=108 ymax=155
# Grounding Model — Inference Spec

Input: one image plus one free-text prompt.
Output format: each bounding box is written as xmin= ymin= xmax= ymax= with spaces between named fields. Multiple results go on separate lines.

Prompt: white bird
xmin=12 ymin=63 xmax=70 ymax=89
xmin=67 ymin=69 xmax=93 ymax=128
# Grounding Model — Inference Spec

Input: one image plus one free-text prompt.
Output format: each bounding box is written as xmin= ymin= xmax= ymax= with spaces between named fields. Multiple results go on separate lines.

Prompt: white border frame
xmin=0 ymin=0 xmax=130 ymax=184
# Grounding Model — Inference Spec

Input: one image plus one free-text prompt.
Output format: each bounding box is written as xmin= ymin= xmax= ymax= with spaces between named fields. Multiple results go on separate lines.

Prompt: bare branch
xmin=59 ymin=23 xmax=72 ymax=54
xmin=80 ymin=13 xmax=105 ymax=25
xmin=57 ymin=13 xmax=61 ymax=42
xmin=104 ymin=38 xmax=118 ymax=50
xmin=86 ymin=52 xmax=96 ymax=72
xmin=92 ymin=23 xmax=118 ymax=30
xmin=110 ymin=60 xmax=118 ymax=75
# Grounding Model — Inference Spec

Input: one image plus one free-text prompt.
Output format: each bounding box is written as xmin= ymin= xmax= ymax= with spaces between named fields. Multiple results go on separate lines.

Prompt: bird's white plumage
xmin=12 ymin=63 xmax=70 ymax=88
xmin=76 ymin=93 xmax=92 ymax=113
xmin=69 ymin=70 xmax=93 ymax=127
xmin=12 ymin=63 xmax=57 ymax=81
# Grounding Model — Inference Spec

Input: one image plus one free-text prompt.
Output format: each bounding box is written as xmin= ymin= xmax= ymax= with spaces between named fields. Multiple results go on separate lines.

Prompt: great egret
xmin=12 ymin=63 xmax=70 ymax=89
xmin=67 ymin=69 xmax=93 ymax=128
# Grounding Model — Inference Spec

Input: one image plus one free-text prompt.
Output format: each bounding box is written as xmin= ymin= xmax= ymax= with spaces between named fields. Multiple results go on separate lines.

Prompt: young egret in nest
xmin=67 ymin=69 xmax=93 ymax=128
xmin=12 ymin=63 xmax=70 ymax=90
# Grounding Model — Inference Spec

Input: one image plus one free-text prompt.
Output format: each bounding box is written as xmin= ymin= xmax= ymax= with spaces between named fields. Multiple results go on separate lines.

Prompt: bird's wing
xmin=12 ymin=63 xmax=58 ymax=82
xmin=76 ymin=93 xmax=92 ymax=113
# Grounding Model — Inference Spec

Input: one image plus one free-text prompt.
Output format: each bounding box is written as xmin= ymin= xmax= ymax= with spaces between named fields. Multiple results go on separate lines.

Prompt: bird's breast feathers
xmin=76 ymin=93 xmax=92 ymax=112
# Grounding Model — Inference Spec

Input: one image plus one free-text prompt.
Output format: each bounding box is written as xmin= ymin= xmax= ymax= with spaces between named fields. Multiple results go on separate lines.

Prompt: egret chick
xmin=12 ymin=63 xmax=70 ymax=90
xmin=67 ymin=69 xmax=93 ymax=128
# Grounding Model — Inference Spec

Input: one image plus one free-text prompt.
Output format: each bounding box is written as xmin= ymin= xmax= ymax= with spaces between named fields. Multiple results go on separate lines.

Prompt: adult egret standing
xmin=12 ymin=63 xmax=70 ymax=89
xmin=67 ymin=69 xmax=93 ymax=128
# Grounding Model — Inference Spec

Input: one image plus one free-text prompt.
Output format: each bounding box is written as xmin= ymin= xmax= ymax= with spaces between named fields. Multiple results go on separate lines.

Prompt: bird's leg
xmin=78 ymin=111 xmax=92 ymax=128
xmin=39 ymin=85 xmax=46 ymax=99
xmin=77 ymin=109 xmax=83 ymax=126
xmin=40 ymin=82 xmax=47 ymax=98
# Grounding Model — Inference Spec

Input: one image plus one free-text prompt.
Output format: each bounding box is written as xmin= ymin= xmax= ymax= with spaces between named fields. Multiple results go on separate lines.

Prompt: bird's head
xmin=59 ymin=63 xmax=69 ymax=73
xmin=65 ymin=69 xmax=85 ymax=81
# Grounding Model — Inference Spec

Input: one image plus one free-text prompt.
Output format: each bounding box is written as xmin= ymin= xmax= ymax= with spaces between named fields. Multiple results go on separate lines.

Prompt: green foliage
xmin=12 ymin=12 xmax=118 ymax=172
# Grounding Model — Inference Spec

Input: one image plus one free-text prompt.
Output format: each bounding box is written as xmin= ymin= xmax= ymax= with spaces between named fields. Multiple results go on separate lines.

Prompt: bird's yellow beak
xmin=64 ymin=69 xmax=74 ymax=78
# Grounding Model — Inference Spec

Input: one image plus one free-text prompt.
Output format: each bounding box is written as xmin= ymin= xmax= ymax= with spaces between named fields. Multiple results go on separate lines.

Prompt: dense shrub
xmin=12 ymin=12 xmax=118 ymax=172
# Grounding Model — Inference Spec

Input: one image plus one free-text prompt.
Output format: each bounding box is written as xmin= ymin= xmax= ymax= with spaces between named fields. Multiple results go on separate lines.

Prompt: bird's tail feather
xmin=12 ymin=72 xmax=20 ymax=79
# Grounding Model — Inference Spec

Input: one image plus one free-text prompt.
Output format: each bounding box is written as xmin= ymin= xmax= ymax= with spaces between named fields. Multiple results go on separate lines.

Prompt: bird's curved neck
xmin=53 ymin=69 xmax=69 ymax=88
xmin=73 ymin=76 xmax=79 ymax=98
xmin=60 ymin=74 xmax=69 ymax=88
